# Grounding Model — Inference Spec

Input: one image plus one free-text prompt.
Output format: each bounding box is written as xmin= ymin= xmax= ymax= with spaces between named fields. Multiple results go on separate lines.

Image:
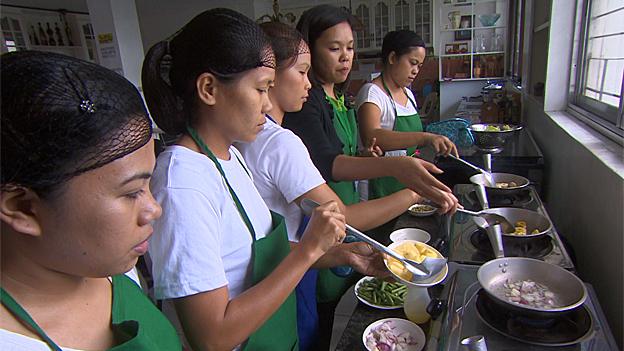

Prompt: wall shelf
xmin=438 ymin=0 xmax=508 ymax=81
xmin=1 ymin=6 xmax=97 ymax=63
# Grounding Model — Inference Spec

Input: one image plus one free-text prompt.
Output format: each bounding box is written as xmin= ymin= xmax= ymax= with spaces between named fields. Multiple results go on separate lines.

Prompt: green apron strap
xmin=325 ymin=94 xmax=359 ymax=205
xmin=381 ymin=74 xmax=419 ymax=130
xmin=186 ymin=125 xmax=256 ymax=240
xmin=1 ymin=287 xmax=63 ymax=351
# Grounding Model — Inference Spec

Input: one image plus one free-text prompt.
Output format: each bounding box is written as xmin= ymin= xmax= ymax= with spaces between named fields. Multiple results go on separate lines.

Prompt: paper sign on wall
xmin=98 ymin=33 xmax=113 ymax=44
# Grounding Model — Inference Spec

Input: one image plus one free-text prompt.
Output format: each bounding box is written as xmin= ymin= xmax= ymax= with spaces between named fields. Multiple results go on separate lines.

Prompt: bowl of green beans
xmin=355 ymin=276 xmax=407 ymax=310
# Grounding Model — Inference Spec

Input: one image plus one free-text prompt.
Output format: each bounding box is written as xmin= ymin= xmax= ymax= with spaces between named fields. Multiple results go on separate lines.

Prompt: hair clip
xmin=80 ymin=99 xmax=96 ymax=113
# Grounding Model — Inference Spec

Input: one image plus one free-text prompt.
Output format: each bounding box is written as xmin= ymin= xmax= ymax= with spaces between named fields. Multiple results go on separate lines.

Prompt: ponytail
xmin=142 ymin=40 xmax=186 ymax=135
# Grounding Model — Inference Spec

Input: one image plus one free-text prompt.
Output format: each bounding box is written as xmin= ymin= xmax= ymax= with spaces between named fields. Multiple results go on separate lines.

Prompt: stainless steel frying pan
xmin=479 ymin=207 xmax=552 ymax=238
xmin=477 ymin=257 xmax=587 ymax=317
xmin=470 ymin=173 xmax=530 ymax=195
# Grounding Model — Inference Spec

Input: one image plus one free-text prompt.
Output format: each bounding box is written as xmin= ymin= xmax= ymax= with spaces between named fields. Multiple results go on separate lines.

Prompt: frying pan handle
xmin=474 ymin=184 xmax=490 ymax=210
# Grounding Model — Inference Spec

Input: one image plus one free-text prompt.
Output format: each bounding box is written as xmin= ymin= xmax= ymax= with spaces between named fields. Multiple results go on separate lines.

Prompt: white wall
xmin=134 ymin=0 xmax=256 ymax=52
xmin=524 ymin=98 xmax=623 ymax=347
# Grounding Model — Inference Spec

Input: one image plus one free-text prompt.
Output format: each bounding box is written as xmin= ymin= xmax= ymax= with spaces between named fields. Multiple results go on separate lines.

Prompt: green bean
xmin=356 ymin=277 xmax=407 ymax=307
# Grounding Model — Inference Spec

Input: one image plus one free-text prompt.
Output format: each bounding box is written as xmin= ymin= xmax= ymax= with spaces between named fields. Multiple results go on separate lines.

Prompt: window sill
xmin=543 ymin=110 xmax=624 ymax=178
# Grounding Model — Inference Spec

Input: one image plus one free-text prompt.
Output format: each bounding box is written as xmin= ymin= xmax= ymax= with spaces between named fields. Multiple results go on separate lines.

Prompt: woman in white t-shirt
xmin=356 ymin=30 xmax=459 ymax=199
xmin=236 ymin=22 xmax=414 ymax=350
xmin=141 ymin=9 xmax=347 ymax=351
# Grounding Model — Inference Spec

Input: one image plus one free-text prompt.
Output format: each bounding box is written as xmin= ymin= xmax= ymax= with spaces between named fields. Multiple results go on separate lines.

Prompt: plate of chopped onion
xmin=362 ymin=318 xmax=425 ymax=351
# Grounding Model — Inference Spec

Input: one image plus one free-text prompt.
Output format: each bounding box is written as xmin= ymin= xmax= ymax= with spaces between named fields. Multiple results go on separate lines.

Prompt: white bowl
xmin=362 ymin=318 xmax=425 ymax=351
xmin=384 ymin=240 xmax=448 ymax=287
xmin=390 ymin=228 xmax=431 ymax=243
xmin=407 ymin=203 xmax=437 ymax=217
xmin=354 ymin=276 xmax=404 ymax=310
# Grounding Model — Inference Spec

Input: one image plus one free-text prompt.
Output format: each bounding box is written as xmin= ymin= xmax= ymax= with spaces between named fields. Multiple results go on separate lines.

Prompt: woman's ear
xmin=388 ymin=51 xmax=397 ymax=65
xmin=0 ymin=187 xmax=43 ymax=236
xmin=196 ymin=72 xmax=217 ymax=106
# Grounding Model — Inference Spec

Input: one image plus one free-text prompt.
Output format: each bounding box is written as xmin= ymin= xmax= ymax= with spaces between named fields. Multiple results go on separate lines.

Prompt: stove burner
xmin=475 ymin=289 xmax=594 ymax=346
xmin=465 ymin=189 xmax=533 ymax=209
xmin=469 ymin=228 xmax=553 ymax=259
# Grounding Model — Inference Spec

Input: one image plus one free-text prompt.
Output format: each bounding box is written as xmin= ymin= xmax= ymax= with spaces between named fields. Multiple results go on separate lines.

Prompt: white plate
xmin=362 ymin=318 xmax=425 ymax=351
xmin=354 ymin=276 xmax=404 ymax=310
xmin=407 ymin=204 xmax=437 ymax=217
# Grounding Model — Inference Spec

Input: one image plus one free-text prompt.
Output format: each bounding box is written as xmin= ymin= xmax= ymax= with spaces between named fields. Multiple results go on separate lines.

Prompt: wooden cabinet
xmin=0 ymin=6 xmax=97 ymax=64
xmin=438 ymin=0 xmax=507 ymax=81
xmin=353 ymin=0 xmax=432 ymax=53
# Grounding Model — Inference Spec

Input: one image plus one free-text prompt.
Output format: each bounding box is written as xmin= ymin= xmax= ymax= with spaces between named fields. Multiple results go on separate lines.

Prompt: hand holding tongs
xmin=447 ymin=154 xmax=495 ymax=187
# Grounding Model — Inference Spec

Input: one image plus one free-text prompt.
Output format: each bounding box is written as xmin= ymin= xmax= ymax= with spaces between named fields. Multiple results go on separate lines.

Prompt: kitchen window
xmin=571 ymin=0 xmax=624 ymax=135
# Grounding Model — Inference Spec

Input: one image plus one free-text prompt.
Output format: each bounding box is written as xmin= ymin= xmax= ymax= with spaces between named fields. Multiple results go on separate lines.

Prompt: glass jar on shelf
xmin=475 ymin=33 xmax=490 ymax=53
xmin=493 ymin=33 xmax=504 ymax=52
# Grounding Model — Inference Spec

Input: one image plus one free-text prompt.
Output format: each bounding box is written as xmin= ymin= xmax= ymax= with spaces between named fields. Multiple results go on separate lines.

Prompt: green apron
xmin=316 ymin=94 xmax=359 ymax=303
xmin=369 ymin=75 xmax=424 ymax=199
xmin=187 ymin=126 xmax=298 ymax=351
xmin=0 ymin=275 xmax=182 ymax=351
xmin=325 ymin=94 xmax=359 ymax=206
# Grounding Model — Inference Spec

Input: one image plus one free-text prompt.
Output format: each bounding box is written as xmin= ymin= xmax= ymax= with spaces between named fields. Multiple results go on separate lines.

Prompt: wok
xmin=477 ymin=257 xmax=587 ymax=318
xmin=470 ymin=172 xmax=530 ymax=195
xmin=478 ymin=207 xmax=552 ymax=238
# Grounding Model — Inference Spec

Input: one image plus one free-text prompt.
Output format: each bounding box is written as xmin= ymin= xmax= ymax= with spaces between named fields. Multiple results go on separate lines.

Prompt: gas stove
xmin=426 ymin=264 xmax=619 ymax=351
xmin=446 ymin=184 xmax=575 ymax=270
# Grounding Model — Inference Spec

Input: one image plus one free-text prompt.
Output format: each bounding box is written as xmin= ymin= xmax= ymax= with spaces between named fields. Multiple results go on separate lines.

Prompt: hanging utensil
xmin=300 ymin=198 xmax=447 ymax=281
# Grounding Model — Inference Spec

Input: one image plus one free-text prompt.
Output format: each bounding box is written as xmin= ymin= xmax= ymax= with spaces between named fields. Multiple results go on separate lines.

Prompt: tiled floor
xmin=329 ymin=285 xmax=358 ymax=350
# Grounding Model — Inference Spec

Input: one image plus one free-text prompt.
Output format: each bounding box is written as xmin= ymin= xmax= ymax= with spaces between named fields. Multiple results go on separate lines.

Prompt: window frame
xmin=569 ymin=0 xmax=624 ymax=138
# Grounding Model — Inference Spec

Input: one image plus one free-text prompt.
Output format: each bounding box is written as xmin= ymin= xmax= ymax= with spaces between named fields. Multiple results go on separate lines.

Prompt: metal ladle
xmin=299 ymin=198 xmax=447 ymax=282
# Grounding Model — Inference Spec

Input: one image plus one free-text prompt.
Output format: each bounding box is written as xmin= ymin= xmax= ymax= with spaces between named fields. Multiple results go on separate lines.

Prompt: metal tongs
xmin=456 ymin=208 xmax=515 ymax=234
xmin=447 ymin=154 xmax=495 ymax=187
xmin=299 ymin=198 xmax=447 ymax=282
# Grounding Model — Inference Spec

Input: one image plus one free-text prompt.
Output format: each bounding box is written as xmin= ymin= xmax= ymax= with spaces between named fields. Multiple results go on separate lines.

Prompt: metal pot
xmin=469 ymin=172 xmax=530 ymax=195
xmin=469 ymin=123 xmax=522 ymax=149
xmin=479 ymin=207 xmax=552 ymax=238
xmin=477 ymin=257 xmax=587 ymax=318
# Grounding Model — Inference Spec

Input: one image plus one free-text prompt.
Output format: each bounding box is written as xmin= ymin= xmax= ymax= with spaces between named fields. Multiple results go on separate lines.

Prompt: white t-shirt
xmin=235 ymin=117 xmax=325 ymax=241
xmin=355 ymin=82 xmax=419 ymax=133
xmin=149 ymin=145 xmax=273 ymax=300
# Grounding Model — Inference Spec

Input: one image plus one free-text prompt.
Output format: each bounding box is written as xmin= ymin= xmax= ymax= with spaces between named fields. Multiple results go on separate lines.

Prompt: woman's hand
xmin=299 ymin=201 xmax=346 ymax=259
xmin=392 ymin=157 xmax=460 ymax=214
xmin=360 ymin=137 xmax=383 ymax=157
xmin=342 ymin=242 xmax=391 ymax=278
xmin=426 ymin=133 xmax=458 ymax=157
